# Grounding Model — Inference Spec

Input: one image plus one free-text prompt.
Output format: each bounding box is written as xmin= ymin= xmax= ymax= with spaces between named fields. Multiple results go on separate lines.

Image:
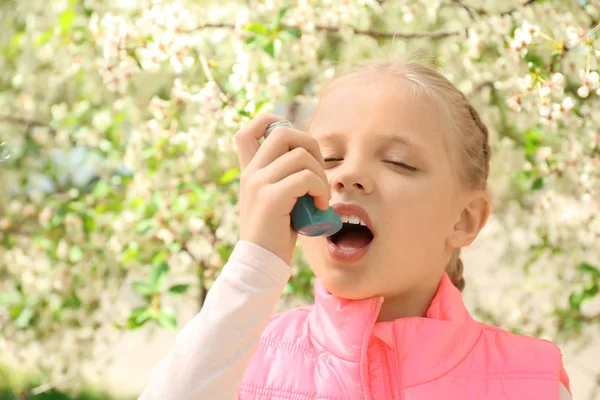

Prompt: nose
xmin=330 ymin=158 xmax=374 ymax=195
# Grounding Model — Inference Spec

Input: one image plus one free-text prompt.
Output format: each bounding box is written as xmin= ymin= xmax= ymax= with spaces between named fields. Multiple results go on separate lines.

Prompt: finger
xmin=235 ymin=113 xmax=285 ymax=170
xmin=313 ymin=192 xmax=331 ymax=210
xmin=249 ymin=127 xmax=324 ymax=172
xmin=272 ymin=169 xmax=330 ymax=212
xmin=261 ymin=147 xmax=329 ymax=189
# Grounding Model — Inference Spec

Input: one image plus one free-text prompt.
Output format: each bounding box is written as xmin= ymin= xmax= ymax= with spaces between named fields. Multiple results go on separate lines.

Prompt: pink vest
xmin=240 ymin=272 xmax=570 ymax=399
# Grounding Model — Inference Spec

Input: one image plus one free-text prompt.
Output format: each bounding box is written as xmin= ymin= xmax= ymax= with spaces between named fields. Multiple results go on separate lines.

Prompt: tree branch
xmin=287 ymin=77 xmax=311 ymax=125
xmin=315 ymin=25 xmax=460 ymax=40
xmin=442 ymin=0 xmax=539 ymax=18
xmin=196 ymin=22 xmax=460 ymax=40
xmin=0 ymin=115 xmax=56 ymax=134
xmin=198 ymin=54 xmax=232 ymax=103
xmin=500 ymin=0 xmax=538 ymax=16
xmin=473 ymin=80 xmax=494 ymax=93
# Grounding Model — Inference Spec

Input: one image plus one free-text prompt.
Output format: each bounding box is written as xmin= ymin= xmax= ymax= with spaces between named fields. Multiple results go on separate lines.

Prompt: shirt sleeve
xmin=137 ymin=240 xmax=291 ymax=400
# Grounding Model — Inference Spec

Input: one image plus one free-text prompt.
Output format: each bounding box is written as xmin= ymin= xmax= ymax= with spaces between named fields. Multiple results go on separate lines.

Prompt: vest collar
xmin=308 ymin=272 xmax=481 ymax=387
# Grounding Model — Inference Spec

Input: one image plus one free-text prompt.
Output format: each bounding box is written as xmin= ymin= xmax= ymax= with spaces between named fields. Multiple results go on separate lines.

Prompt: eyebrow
xmin=318 ymin=131 xmax=426 ymax=153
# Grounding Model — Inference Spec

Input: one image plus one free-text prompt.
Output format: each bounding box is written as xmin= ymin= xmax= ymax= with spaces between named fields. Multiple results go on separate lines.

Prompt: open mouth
xmin=329 ymin=222 xmax=374 ymax=250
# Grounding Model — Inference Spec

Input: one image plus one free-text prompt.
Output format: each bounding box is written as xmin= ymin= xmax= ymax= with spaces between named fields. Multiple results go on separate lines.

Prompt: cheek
xmin=385 ymin=175 xmax=455 ymax=232
xmin=387 ymin=174 xmax=443 ymax=206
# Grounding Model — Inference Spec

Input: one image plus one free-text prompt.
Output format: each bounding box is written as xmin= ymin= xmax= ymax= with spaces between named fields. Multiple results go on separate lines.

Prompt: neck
xmin=376 ymin=276 xmax=442 ymax=322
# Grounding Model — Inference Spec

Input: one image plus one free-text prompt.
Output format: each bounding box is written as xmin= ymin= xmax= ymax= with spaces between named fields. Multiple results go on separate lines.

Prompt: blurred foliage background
xmin=1 ymin=0 xmax=599 ymax=398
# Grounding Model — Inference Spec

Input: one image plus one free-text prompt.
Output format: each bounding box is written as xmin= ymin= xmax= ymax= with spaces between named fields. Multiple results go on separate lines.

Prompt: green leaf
xmin=244 ymin=36 xmax=258 ymax=45
xmin=62 ymin=295 xmax=81 ymax=309
xmin=152 ymin=250 xmax=167 ymax=265
xmin=0 ymin=292 xmax=21 ymax=306
xmin=128 ymin=49 xmax=144 ymax=70
xmin=583 ymin=282 xmax=599 ymax=299
xmin=524 ymin=53 xmax=545 ymax=68
xmin=254 ymin=100 xmax=268 ymax=116
xmin=141 ymin=147 xmax=158 ymax=160
xmin=568 ymin=292 xmax=581 ymax=310
xmin=283 ymin=282 xmax=294 ymax=295
xmin=286 ymin=27 xmax=302 ymax=38
xmin=568 ymin=281 xmax=598 ymax=311
xmin=149 ymin=191 xmax=163 ymax=214
xmin=515 ymin=169 xmax=533 ymax=182
xmin=35 ymin=31 xmax=54 ymax=47
xmin=524 ymin=129 xmax=542 ymax=162
xmin=149 ymin=261 xmax=169 ymax=290
xmin=216 ymin=243 xmax=234 ymax=263
xmin=273 ymin=5 xmax=291 ymax=29
xmin=69 ymin=246 xmax=84 ymax=263
xmin=129 ymin=196 xmax=145 ymax=209
xmin=262 ymin=39 xmax=281 ymax=57
xmin=279 ymin=30 xmax=298 ymax=41
xmin=132 ymin=281 xmax=155 ymax=296
xmin=263 ymin=41 xmax=275 ymax=57
xmin=578 ymin=263 xmax=600 ymax=279
xmin=122 ymin=242 xmax=140 ymax=265
xmin=219 ymin=168 xmax=240 ymax=184
xmin=136 ymin=218 xmax=154 ymax=234
xmin=15 ymin=307 xmax=34 ymax=328
xmin=244 ymin=22 xmax=268 ymax=35
xmin=7 ymin=31 xmax=24 ymax=58
xmin=127 ymin=307 xmax=152 ymax=329
xmin=59 ymin=8 xmax=76 ymax=33
xmin=169 ymin=242 xmax=182 ymax=253
xmin=166 ymin=284 xmax=190 ymax=295
xmin=10 ymin=305 xmax=22 ymax=319
xmin=156 ymin=308 xmax=177 ymax=330
xmin=82 ymin=213 xmax=96 ymax=233
xmin=92 ymin=180 xmax=110 ymax=198
xmin=531 ymin=176 xmax=547 ymax=191
xmin=188 ymin=182 xmax=205 ymax=199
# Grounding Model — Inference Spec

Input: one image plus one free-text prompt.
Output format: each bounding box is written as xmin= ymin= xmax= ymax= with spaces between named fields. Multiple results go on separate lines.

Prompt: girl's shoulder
xmin=477 ymin=321 xmax=563 ymax=355
xmin=469 ymin=321 xmax=569 ymax=386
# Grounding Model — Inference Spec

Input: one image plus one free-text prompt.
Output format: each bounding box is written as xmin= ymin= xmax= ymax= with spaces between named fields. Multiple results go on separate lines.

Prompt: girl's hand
xmin=235 ymin=113 xmax=330 ymax=265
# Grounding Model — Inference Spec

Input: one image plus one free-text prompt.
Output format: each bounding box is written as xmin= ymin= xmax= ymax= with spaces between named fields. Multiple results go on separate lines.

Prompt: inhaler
xmin=264 ymin=120 xmax=342 ymax=237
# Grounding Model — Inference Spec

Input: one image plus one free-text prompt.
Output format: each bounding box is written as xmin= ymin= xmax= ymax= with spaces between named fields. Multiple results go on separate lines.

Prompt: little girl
xmin=138 ymin=60 xmax=572 ymax=400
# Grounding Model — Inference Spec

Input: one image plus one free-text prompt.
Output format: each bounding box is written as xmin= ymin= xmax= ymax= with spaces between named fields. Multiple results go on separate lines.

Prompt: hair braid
xmin=465 ymin=99 xmax=492 ymax=184
xmin=447 ymin=249 xmax=466 ymax=291
xmin=446 ymin=95 xmax=492 ymax=291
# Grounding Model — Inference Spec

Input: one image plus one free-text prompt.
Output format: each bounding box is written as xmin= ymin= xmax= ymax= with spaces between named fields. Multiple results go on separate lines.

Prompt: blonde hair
xmin=317 ymin=60 xmax=491 ymax=292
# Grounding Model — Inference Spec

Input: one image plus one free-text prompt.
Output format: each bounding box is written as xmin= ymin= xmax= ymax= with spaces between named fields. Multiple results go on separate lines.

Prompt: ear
xmin=448 ymin=191 xmax=490 ymax=249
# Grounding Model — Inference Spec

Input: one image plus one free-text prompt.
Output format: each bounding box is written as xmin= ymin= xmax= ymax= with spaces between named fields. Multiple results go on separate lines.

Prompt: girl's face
xmin=300 ymin=76 xmax=485 ymax=317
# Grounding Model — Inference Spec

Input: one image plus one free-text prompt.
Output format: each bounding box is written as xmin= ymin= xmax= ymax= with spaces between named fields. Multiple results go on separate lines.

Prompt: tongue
xmin=336 ymin=230 xmax=372 ymax=250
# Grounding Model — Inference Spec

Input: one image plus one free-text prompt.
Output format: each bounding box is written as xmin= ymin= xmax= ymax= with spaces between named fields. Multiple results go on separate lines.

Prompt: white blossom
xmin=2 ymin=0 xmax=600 ymax=390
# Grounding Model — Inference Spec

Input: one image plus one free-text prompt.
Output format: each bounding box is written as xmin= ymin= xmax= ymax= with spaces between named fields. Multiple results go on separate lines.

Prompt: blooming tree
xmin=0 ymin=0 xmax=599 ymax=395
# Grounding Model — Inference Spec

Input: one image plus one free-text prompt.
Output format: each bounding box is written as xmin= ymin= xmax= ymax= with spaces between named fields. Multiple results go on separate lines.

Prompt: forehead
xmin=309 ymin=76 xmax=448 ymax=155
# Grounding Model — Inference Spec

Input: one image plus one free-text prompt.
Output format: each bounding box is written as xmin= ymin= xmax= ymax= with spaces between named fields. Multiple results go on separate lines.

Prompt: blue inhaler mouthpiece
xmin=264 ymin=121 xmax=342 ymax=237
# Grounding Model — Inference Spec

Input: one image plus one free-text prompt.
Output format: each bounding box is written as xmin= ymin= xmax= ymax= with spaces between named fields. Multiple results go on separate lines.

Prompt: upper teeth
xmin=341 ymin=215 xmax=367 ymax=226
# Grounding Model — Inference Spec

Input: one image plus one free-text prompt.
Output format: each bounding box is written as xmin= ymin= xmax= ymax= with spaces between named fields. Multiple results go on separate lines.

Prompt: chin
xmin=313 ymin=267 xmax=375 ymax=300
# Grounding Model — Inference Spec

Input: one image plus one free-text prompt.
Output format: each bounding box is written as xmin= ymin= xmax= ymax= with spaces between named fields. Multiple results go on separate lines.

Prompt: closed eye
xmin=323 ymin=158 xmax=343 ymax=167
xmin=385 ymin=160 xmax=418 ymax=172
xmin=324 ymin=158 xmax=417 ymax=172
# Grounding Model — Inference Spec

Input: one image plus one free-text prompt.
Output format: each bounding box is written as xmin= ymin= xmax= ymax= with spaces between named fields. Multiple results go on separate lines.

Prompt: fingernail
xmin=265 ymin=120 xmax=293 ymax=138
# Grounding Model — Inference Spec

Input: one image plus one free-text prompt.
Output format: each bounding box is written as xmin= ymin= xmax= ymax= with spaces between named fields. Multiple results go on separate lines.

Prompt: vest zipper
xmin=386 ymin=346 xmax=401 ymax=400
xmin=359 ymin=297 xmax=384 ymax=400
xmin=389 ymin=324 xmax=403 ymax=400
